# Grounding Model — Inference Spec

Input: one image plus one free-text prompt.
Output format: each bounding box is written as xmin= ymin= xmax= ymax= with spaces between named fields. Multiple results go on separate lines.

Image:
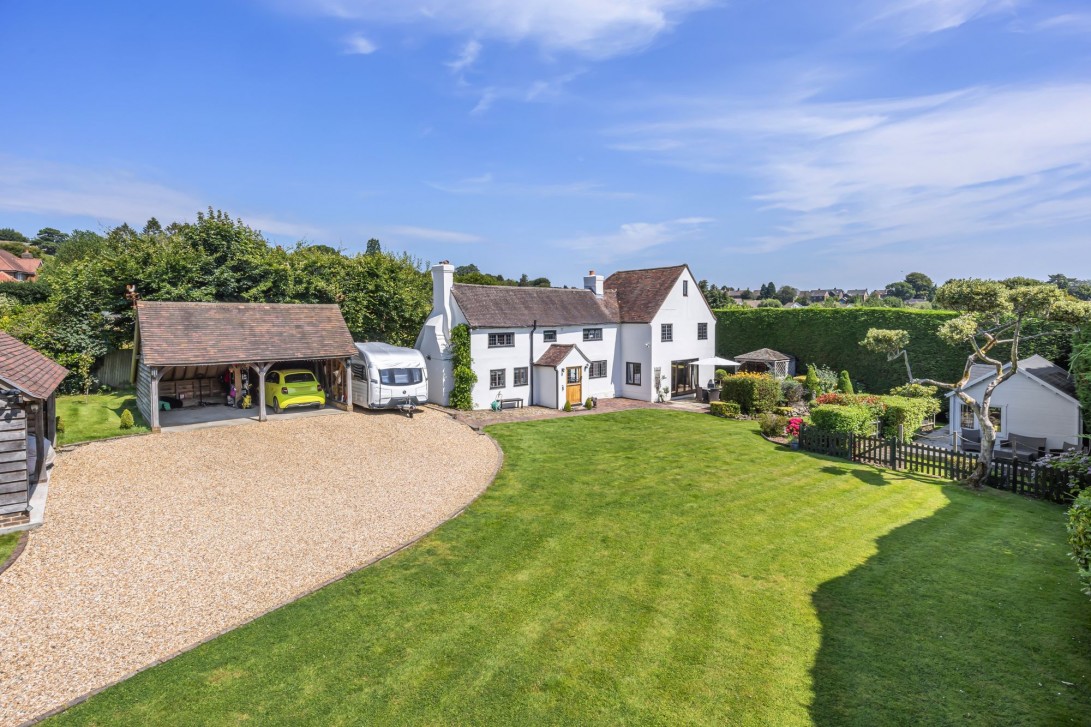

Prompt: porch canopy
xmin=132 ymin=301 xmax=357 ymax=431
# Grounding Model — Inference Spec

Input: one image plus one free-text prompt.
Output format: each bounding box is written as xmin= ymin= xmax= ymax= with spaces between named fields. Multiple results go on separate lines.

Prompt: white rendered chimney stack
xmin=584 ymin=270 xmax=604 ymax=297
xmin=432 ymin=261 xmax=455 ymax=332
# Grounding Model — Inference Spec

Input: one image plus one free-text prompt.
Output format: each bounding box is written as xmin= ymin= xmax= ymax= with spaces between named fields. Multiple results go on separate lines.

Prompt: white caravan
xmin=350 ymin=342 xmax=429 ymax=416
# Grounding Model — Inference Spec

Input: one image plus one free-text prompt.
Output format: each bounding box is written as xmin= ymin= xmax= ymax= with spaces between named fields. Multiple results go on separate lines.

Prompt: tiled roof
xmin=0 ymin=271 xmax=17 ymax=283
xmin=0 ymin=249 xmax=42 ymax=275
xmin=1021 ymin=355 xmax=1077 ymax=399
xmin=137 ymin=301 xmax=357 ymax=367
xmin=0 ymin=331 xmax=69 ymax=399
xmin=603 ymin=265 xmax=687 ymax=323
xmin=735 ymin=347 xmax=791 ymax=362
xmin=534 ymin=344 xmax=576 ymax=367
xmin=452 ymin=284 xmax=619 ymax=327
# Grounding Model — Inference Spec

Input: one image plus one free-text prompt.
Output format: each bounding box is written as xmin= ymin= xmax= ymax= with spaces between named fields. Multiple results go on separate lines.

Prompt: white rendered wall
xmin=954 ymin=371 xmax=1081 ymax=450
xmin=648 ymin=267 xmax=717 ymax=401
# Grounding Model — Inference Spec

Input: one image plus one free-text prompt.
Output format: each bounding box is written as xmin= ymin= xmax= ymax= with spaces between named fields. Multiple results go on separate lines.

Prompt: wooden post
xmin=150 ymin=367 xmax=164 ymax=432
xmin=256 ymin=362 xmax=272 ymax=422
xmin=30 ymin=398 xmax=46 ymax=487
xmin=344 ymin=358 xmax=353 ymax=411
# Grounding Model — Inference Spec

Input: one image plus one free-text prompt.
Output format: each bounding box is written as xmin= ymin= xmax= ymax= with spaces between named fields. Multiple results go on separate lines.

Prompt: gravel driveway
xmin=0 ymin=409 xmax=499 ymax=725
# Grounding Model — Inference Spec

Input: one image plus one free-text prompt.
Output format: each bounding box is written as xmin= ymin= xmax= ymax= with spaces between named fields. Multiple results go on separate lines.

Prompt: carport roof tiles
xmin=137 ymin=301 xmax=357 ymax=366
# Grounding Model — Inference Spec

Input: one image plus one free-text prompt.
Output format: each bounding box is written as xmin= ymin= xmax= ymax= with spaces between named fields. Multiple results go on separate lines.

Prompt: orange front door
xmin=566 ymin=367 xmax=583 ymax=406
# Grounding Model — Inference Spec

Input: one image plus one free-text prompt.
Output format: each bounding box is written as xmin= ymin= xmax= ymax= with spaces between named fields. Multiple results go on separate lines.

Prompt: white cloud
xmin=1032 ymin=12 xmax=1091 ymax=33
xmin=559 ymin=217 xmax=713 ymax=258
xmin=273 ymin=0 xmax=712 ymax=57
xmin=343 ymin=33 xmax=378 ymax=54
xmin=609 ymin=83 xmax=1091 ymax=252
xmin=385 ymin=225 xmax=485 ymax=244
xmin=447 ymin=39 xmax=482 ymax=73
xmin=427 ymin=173 xmax=637 ymax=200
xmin=864 ymin=0 xmax=1017 ymax=36
xmin=0 ymin=155 xmax=321 ymax=238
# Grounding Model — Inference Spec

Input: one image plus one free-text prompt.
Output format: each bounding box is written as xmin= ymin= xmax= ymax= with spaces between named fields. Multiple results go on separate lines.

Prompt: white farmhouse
xmin=947 ymin=354 xmax=1084 ymax=452
xmin=416 ymin=262 xmax=716 ymax=410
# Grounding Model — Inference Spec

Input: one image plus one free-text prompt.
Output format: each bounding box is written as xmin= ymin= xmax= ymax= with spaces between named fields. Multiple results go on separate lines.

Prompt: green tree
xmin=365 ymin=238 xmax=382 ymax=255
xmin=757 ymin=298 xmax=783 ymax=308
xmin=0 ymin=227 xmax=28 ymax=243
xmin=775 ymin=285 xmax=799 ymax=304
xmin=837 ymin=370 xmax=854 ymax=394
xmin=904 ymin=272 xmax=935 ymax=300
xmin=861 ymin=280 xmax=1091 ymax=488
xmin=33 ymin=227 xmax=68 ymax=254
xmin=803 ymin=365 xmax=821 ymax=398
xmin=885 ymin=281 xmax=915 ymax=300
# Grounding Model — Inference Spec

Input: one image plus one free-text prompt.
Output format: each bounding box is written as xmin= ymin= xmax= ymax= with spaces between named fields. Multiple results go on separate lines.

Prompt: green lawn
xmin=56 ymin=390 xmax=148 ymax=446
xmin=0 ymin=532 xmax=19 ymax=565
xmin=50 ymin=410 xmax=1090 ymax=725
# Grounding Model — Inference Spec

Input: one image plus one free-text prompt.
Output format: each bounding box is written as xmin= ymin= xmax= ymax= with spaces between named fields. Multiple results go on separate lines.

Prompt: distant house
xmin=947 ymin=355 xmax=1083 ymax=453
xmin=0 ymin=332 xmax=68 ymax=532
xmin=805 ymin=290 xmax=829 ymax=303
xmin=416 ymin=263 xmax=716 ymax=410
xmin=0 ymin=249 xmax=43 ymax=282
xmin=844 ymin=289 xmax=868 ymax=301
xmin=784 ymin=302 xmax=804 ymax=309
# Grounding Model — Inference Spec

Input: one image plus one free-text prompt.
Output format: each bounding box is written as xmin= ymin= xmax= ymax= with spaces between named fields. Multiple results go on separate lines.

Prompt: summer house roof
xmin=0 ymin=331 xmax=69 ymax=399
xmin=735 ymin=348 xmax=792 ymax=362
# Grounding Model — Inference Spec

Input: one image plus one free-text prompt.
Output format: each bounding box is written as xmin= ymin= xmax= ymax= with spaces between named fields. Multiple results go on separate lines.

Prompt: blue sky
xmin=2 ymin=0 xmax=1089 ymax=289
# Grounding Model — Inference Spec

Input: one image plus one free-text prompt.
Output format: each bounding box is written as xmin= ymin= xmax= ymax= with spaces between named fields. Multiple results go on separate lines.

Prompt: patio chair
xmin=959 ymin=428 xmax=981 ymax=454
xmin=998 ymin=433 xmax=1047 ymax=462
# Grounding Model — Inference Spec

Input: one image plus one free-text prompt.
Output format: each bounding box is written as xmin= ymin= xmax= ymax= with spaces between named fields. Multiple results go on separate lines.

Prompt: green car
xmin=265 ymin=369 xmax=326 ymax=413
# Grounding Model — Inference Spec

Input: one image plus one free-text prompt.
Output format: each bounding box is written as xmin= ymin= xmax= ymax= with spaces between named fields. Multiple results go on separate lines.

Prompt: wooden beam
xmin=256 ymin=362 xmax=272 ymax=422
xmin=344 ymin=358 xmax=352 ymax=411
xmin=31 ymin=399 xmax=45 ymax=487
xmin=149 ymin=367 xmax=161 ymax=432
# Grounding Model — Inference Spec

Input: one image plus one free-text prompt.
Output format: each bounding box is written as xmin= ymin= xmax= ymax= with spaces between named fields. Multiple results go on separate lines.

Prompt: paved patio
xmin=0 ymin=409 xmax=499 ymax=725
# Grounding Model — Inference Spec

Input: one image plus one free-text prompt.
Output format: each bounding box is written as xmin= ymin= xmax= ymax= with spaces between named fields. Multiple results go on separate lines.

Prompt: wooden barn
xmin=0 ymin=332 xmax=68 ymax=532
xmin=131 ymin=301 xmax=358 ymax=431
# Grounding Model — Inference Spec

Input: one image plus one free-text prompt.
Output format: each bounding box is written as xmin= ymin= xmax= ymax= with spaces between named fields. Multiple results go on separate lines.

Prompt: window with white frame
xmin=698 ymin=322 xmax=708 ymax=340
xmin=488 ymin=332 xmax=514 ymax=348
xmin=661 ymin=323 xmax=673 ymax=342
xmin=589 ymin=361 xmax=607 ymax=378
xmin=489 ymin=369 xmax=505 ymax=388
xmin=583 ymin=328 xmax=603 ymax=342
xmin=543 ymin=330 xmax=557 ymax=342
xmin=513 ymin=367 xmax=528 ymax=386
xmin=626 ymin=362 xmax=641 ymax=385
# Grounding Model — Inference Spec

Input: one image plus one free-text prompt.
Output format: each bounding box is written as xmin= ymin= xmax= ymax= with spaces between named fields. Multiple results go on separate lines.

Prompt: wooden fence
xmin=94 ymin=349 xmax=134 ymax=388
xmin=798 ymin=424 xmax=1086 ymax=504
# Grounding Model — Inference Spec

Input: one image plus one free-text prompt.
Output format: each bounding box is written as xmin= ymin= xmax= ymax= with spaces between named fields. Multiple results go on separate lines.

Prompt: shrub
xmin=55 ymin=415 xmax=65 ymax=434
xmin=119 ymin=409 xmax=135 ymax=430
xmin=757 ymin=298 xmax=782 ymax=308
xmin=714 ymin=368 xmax=730 ymax=384
xmin=803 ymin=365 xmax=821 ymax=398
xmin=879 ymin=395 xmax=940 ymax=441
xmin=814 ymin=365 xmax=838 ymax=394
xmin=720 ymin=373 xmax=780 ymax=414
xmin=1035 ymin=449 xmax=1091 ymax=496
xmin=584 ymin=396 xmax=594 ymax=409
xmin=1068 ymin=490 xmax=1091 ymax=599
xmin=786 ymin=417 xmax=803 ymax=438
xmin=710 ymin=401 xmax=741 ymax=419
xmin=774 ymin=406 xmax=794 ymax=416
xmin=779 ymin=377 xmax=804 ymax=404
xmin=809 ymin=404 xmax=876 ymax=436
xmin=758 ymin=412 xmax=788 ymax=438
xmin=448 ymin=324 xmax=477 ymax=410
xmin=837 ymin=370 xmax=854 ymax=394
xmin=889 ymin=382 xmax=940 ymax=399
xmin=563 ymin=401 xmax=572 ymax=412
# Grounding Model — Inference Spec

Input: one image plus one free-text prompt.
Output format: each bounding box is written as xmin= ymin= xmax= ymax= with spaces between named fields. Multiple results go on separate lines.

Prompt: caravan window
xmin=379 ymin=368 xmax=423 ymax=386
xmin=352 ymin=363 xmax=367 ymax=381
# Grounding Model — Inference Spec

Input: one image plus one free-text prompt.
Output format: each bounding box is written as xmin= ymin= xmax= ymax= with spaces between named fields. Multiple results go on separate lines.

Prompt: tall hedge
xmin=716 ymin=308 xmax=1073 ymax=393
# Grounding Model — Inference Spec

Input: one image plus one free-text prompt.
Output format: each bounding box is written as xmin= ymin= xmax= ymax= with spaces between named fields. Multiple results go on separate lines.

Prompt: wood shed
xmin=131 ymin=302 xmax=358 ymax=431
xmin=0 ymin=332 xmax=69 ymax=532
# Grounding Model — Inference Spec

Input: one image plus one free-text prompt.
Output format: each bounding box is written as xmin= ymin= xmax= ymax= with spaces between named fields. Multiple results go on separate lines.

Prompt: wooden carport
xmin=131 ymin=302 xmax=357 ymax=432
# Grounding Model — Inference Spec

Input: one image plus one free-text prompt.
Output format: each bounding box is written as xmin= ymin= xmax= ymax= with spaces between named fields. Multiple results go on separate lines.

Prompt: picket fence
xmin=797 ymin=424 xmax=1086 ymax=504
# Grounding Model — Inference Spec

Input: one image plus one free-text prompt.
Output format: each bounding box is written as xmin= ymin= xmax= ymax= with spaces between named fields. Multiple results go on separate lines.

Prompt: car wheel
xmin=272 ymin=398 xmax=281 ymax=414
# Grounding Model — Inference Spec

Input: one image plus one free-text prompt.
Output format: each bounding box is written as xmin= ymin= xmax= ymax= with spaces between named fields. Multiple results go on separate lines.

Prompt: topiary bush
xmin=758 ymin=412 xmax=788 ymax=438
xmin=448 ymin=324 xmax=477 ymax=410
xmin=1068 ymin=490 xmax=1091 ymax=599
xmin=584 ymin=396 xmax=594 ymax=409
xmin=803 ymin=365 xmax=821 ymax=398
xmin=809 ymin=404 xmax=876 ymax=436
xmin=55 ymin=415 xmax=65 ymax=434
xmin=119 ymin=409 xmax=135 ymax=430
xmin=710 ymin=401 xmax=741 ymax=418
xmin=563 ymin=400 xmax=572 ymax=412
xmin=837 ymin=370 xmax=854 ymax=394
xmin=720 ymin=373 xmax=779 ymax=414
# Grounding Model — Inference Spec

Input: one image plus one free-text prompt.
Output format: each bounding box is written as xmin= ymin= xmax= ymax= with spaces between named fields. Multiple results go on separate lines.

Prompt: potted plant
xmin=786 ymin=417 xmax=803 ymax=449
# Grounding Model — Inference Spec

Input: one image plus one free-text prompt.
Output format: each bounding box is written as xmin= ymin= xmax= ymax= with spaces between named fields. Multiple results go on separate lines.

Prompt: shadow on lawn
xmin=808 ymin=492 xmax=1089 ymax=726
